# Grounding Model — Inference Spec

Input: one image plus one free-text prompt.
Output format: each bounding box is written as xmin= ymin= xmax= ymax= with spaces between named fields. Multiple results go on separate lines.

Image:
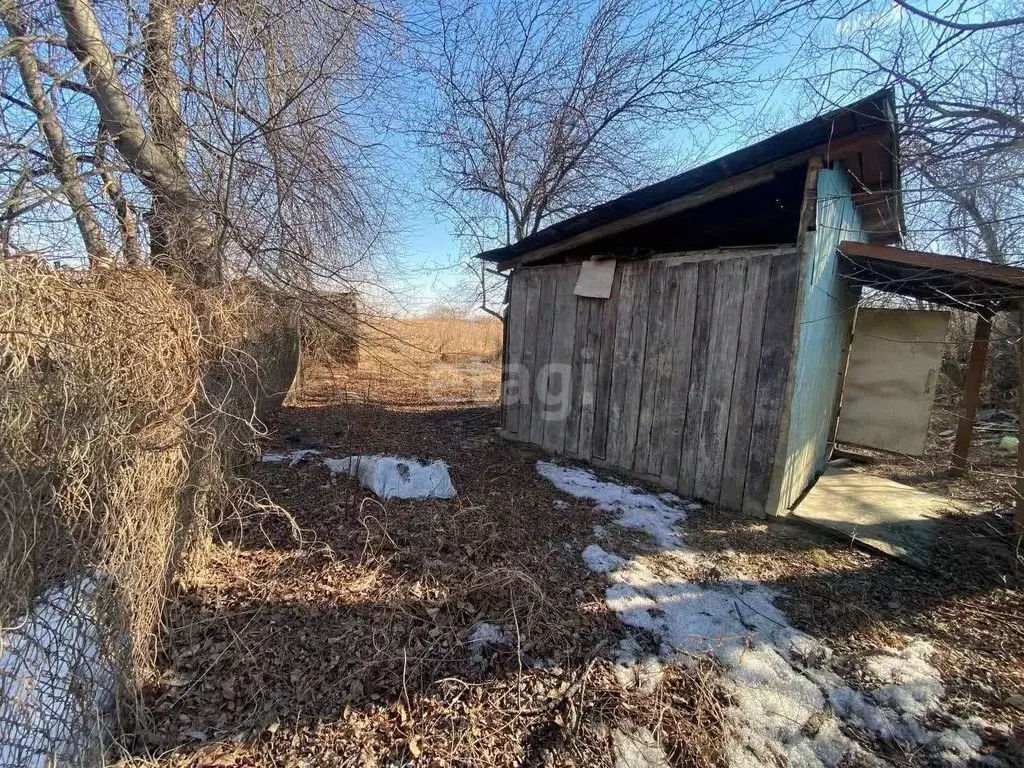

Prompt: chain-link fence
xmin=0 ymin=264 xmax=298 ymax=766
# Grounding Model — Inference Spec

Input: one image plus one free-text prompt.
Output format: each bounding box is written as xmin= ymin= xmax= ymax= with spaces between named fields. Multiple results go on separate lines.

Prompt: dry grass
xmin=368 ymin=315 xmax=503 ymax=362
xmin=301 ymin=315 xmax=504 ymax=408
xmin=116 ymin=365 xmax=728 ymax=768
xmin=2 ymin=266 xmax=200 ymax=670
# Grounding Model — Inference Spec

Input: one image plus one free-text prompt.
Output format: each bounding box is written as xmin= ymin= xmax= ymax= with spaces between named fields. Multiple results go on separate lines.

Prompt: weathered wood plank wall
xmin=501 ymin=248 xmax=801 ymax=513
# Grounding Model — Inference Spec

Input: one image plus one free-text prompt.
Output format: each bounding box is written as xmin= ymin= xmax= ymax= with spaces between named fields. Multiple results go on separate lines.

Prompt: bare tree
xmin=411 ymin=0 xmax=803 ymax=316
xmin=0 ymin=0 xmax=396 ymax=291
xmin=1 ymin=0 xmax=110 ymax=267
xmin=808 ymin=0 xmax=1023 ymax=263
xmin=912 ymin=155 xmax=1024 ymax=266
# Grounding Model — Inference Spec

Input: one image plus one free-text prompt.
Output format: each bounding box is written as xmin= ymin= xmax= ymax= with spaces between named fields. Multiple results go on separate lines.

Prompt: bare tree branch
xmin=1 ymin=0 xmax=111 ymax=267
xmin=56 ymin=0 xmax=217 ymax=283
xmin=892 ymin=0 xmax=1024 ymax=33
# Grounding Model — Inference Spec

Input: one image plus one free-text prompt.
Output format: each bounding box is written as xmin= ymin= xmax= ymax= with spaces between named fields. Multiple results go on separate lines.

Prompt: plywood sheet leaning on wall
xmin=499 ymin=248 xmax=801 ymax=514
xmin=835 ymin=308 xmax=950 ymax=456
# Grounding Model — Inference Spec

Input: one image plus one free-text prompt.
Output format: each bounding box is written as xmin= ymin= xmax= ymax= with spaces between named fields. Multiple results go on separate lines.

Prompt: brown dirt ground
xmin=118 ymin=364 xmax=725 ymax=768
xmin=120 ymin=364 xmax=1024 ymax=767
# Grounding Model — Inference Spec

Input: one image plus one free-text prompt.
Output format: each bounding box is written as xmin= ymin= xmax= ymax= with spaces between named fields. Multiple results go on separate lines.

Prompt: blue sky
xmin=393 ymin=56 xmax=835 ymax=312
xmin=382 ymin=0 xmax=909 ymax=313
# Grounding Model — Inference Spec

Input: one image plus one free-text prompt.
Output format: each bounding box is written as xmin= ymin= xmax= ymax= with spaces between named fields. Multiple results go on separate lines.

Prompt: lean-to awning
xmin=838 ymin=241 xmax=1024 ymax=313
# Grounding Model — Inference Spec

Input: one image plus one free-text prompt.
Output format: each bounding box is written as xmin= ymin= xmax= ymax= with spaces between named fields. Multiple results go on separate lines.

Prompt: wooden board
xmin=792 ymin=467 xmax=969 ymax=568
xmin=633 ymin=260 xmax=666 ymax=475
xmin=529 ymin=273 xmax=557 ymax=446
xmin=677 ymin=260 xmax=718 ymax=497
xmin=518 ymin=271 xmax=542 ymax=441
xmin=543 ymin=266 xmax=580 ymax=452
xmin=503 ymin=271 xmax=529 ymax=435
xmin=719 ymin=257 xmax=771 ymax=510
xmin=743 ymin=249 xmax=802 ymax=517
xmin=694 ymin=258 xmax=746 ymax=503
xmin=659 ymin=263 xmax=698 ymax=485
xmin=646 ymin=263 xmax=683 ymax=480
xmin=575 ymin=298 xmax=603 ymax=460
xmin=620 ymin=262 xmax=652 ymax=470
xmin=564 ymin=297 xmax=591 ymax=456
xmin=590 ymin=265 xmax=622 ymax=460
xmin=836 ymin=308 xmax=950 ymax=456
xmin=605 ymin=263 xmax=639 ymax=466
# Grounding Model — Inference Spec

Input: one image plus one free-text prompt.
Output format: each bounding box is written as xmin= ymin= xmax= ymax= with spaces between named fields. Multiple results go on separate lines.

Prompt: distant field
xmin=303 ymin=315 xmax=504 ymax=407
xmin=361 ymin=315 xmax=503 ymax=363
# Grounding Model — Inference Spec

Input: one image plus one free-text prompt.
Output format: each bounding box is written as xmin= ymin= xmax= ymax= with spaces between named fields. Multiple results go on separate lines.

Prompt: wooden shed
xmin=479 ymin=90 xmax=1024 ymax=519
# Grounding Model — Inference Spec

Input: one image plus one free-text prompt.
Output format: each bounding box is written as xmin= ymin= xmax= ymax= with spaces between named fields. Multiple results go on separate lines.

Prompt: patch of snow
xmin=612 ymin=638 xmax=664 ymax=694
xmin=536 ymin=461 xmax=686 ymax=548
xmin=612 ymin=724 xmax=670 ymax=768
xmin=552 ymin=499 xmax=569 ymax=510
xmin=535 ymin=463 xmax=1003 ymax=767
xmin=325 ymin=455 xmax=456 ymax=500
xmin=583 ymin=544 xmax=626 ymax=574
xmin=0 ymin=573 xmax=115 ymax=768
xmin=861 ymin=641 xmax=944 ymax=719
xmin=602 ymin=564 xmax=860 ymax=766
xmin=468 ymin=622 xmax=505 ymax=649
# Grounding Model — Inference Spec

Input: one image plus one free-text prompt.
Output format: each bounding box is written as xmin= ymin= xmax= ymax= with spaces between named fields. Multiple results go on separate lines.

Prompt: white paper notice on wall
xmin=573 ymin=259 xmax=616 ymax=299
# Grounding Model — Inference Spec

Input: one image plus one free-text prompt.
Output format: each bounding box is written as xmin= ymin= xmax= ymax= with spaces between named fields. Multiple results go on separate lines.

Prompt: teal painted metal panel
xmin=777 ymin=167 xmax=866 ymax=511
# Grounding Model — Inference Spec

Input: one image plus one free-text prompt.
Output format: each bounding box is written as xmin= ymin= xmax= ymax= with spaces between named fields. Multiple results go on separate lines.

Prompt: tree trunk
xmin=56 ymin=0 xmax=218 ymax=285
xmin=95 ymin=129 xmax=140 ymax=265
xmin=2 ymin=0 xmax=112 ymax=268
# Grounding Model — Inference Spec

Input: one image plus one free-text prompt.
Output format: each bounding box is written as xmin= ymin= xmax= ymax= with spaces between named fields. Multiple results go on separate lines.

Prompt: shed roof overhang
xmin=478 ymin=89 xmax=903 ymax=270
xmin=838 ymin=241 xmax=1024 ymax=314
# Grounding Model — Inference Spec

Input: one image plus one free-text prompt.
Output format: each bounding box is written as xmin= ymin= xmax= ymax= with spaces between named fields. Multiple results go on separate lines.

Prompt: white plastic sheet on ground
xmin=260 ymin=448 xmax=321 ymax=466
xmin=0 ymin=573 xmax=115 ymax=768
xmin=536 ymin=460 xmax=1004 ymax=768
xmin=325 ymin=455 xmax=456 ymax=500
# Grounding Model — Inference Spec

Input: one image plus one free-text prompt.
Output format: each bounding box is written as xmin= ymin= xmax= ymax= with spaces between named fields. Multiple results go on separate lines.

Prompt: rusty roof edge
xmin=838 ymin=241 xmax=1024 ymax=289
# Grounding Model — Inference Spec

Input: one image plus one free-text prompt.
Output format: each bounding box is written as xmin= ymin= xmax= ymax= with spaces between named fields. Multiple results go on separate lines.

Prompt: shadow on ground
xmin=129 ymin=398 xmax=1023 ymax=766
xmin=129 ymin=403 xmax=727 ymax=767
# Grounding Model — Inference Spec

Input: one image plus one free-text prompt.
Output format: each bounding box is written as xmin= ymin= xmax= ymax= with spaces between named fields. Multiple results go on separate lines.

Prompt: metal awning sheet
xmin=838 ymin=241 xmax=1024 ymax=312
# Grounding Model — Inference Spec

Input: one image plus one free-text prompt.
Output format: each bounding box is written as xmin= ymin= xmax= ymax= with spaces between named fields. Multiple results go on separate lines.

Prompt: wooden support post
xmin=827 ymin=289 xmax=861 ymax=454
xmin=950 ymin=313 xmax=992 ymax=475
xmin=1016 ymin=303 xmax=1024 ymax=532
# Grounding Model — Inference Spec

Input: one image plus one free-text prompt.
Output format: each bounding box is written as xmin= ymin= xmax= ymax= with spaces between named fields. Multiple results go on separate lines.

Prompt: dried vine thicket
xmin=0 ymin=263 xmax=298 ymax=766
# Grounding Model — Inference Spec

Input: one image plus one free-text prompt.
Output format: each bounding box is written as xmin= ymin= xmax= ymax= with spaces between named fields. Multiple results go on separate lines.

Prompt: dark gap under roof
xmin=479 ymin=89 xmax=900 ymax=266
xmin=543 ymin=165 xmax=808 ymax=264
